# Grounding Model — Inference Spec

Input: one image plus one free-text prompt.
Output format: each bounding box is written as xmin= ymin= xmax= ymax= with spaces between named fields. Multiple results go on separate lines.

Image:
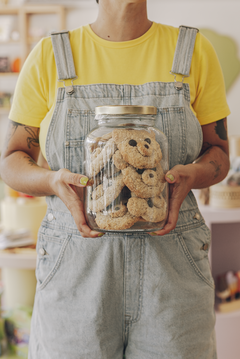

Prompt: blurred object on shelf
xmin=11 ymin=58 xmax=20 ymax=73
xmin=216 ymin=270 xmax=240 ymax=313
xmin=209 ymin=150 xmax=240 ymax=208
xmin=0 ymin=16 xmax=12 ymax=41
xmin=229 ymin=135 xmax=240 ymax=158
xmin=3 ymin=306 xmax=32 ymax=359
xmin=0 ymin=229 xmax=34 ymax=250
xmin=209 ymin=185 xmax=240 ymax=208
xmin=4 ymin=186 xmax=19 ymax=198
xmin=0 ymin=57 xmax=10 ymax=73
xmin=2 ymin=266 xmax=36 ymax=309
xmin=0 ymin=0 xmax=9 ymax=5
xmin=0 ymin=92 xmax=12 ymax=108
xmin=1 ymin=195 xmax=47 ymax=242
xmin=198 ymin=187 xmax=210 ymax=205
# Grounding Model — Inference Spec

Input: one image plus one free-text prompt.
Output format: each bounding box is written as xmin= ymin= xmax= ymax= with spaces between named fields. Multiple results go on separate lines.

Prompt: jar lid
xmin=95 ymin=105 xmax=157 ymax=115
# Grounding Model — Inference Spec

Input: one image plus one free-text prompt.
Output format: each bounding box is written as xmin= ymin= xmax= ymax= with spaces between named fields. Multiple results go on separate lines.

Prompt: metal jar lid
xmin=95 ymin=105 xmax=157 ymax=115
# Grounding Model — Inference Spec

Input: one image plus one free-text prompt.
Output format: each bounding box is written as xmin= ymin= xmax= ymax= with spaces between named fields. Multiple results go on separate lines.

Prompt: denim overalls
xmin=29 ymin=26 xmax=217 ymax=359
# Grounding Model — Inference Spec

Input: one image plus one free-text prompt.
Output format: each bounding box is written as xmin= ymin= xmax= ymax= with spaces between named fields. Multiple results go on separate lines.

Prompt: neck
xmin=91 ymin=1 xmax=152 ymax=42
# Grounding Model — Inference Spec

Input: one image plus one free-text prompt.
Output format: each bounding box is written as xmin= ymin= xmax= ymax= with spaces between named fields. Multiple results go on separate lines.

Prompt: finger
xmin=64 ymin=171 xmax=90 ymax=188
xmin=165 ymin=169 xmax=180 ymax=184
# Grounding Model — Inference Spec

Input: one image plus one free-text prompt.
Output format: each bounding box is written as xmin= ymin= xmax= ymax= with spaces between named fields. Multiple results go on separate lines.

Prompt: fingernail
xmin=166 ymin=174 xmax=175 ymax=182
xmin=150 ymin=232 xmax=158 ymax=236
xmin=98 ymin=233 xmax=105 ymax=237
xmin=80 ymin=177 xmax=89 ymax=186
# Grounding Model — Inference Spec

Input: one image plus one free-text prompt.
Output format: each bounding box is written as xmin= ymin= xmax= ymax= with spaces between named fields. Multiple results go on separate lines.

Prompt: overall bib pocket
xmin=36 ymin=230 xmax=71 ymax=291
xmin=65 ymin=109 xmax=95 ymax=174
xmin=178 ymin=224 xmax=215 ymax=290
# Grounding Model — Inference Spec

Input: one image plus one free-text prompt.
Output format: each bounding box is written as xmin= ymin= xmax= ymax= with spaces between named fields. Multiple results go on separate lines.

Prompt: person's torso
xmin=43 ymin=26 xmax=204 ymax=233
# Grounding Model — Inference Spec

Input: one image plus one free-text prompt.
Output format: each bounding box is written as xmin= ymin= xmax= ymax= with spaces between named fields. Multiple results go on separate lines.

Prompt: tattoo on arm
xmin=210 ymin=160 xmax=222 ymax=179
xmin=9 ymin=121 xmax=39 ymax=149
xmin=215 ymin=118 xmax=227 ymax=141
xmin=25 ymin=127 xmax=40 ymax=148
xmin=24 ymin=156 xmax=37 ymax=167
xmin=199 ymin=142 xmax=212 ymax=157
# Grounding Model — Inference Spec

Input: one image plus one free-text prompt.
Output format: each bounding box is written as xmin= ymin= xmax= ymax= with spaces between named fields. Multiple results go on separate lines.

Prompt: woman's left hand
xmin=150 ymin=164 xmax=196 ymax=236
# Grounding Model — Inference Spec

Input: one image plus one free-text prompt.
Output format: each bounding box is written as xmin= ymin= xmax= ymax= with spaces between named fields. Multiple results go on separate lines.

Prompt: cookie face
xmin=112 ymin=129 xmax=162 ymax=169
xmin=122 ymin=163 xmax=165 ymax=198
xmin=127 ymin=196 xmax=167 ymax=223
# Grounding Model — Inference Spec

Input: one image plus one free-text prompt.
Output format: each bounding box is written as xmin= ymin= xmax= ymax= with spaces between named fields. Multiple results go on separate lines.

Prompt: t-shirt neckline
xmin=85 ymin=22 xmax=157 ymax=49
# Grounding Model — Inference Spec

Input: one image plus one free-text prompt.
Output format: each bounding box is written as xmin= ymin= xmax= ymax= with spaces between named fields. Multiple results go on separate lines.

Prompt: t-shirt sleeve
xmin=192 ymin=32 xmax=231 ymax=125
xmin=9 ymin=39 xmax=49 ymax=128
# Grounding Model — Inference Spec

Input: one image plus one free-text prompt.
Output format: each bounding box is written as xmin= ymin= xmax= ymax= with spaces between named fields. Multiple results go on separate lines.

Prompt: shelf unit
xmin=0 ymin=4 xmax=66 ymax=116
xmin=199 ymin=204 xmax=240 ymax=359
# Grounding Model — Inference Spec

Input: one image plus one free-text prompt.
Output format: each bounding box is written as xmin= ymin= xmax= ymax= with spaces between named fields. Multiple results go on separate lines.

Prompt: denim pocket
xmin=178 ymin=224 xmax=215 ymax=289
xmin=36 ymin=231 xmax=71 ymax=291
xmin=65 ymin=109 xmax=95 ymax=174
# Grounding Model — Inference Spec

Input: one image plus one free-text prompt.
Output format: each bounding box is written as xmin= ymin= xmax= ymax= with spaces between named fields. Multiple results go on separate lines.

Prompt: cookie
xmin=122 ymin=163 xmax=165 ymax=198
xmin=88 ymin=173 xmax=125 ymax=213
xmin=95 ymin=211 xmax=140 ymax=230
xmin=107 ymin=202 xmax=128 ymax=218
xmin=112 ymin=150 xmax=128 ymax=170
xmin=112 ymin=129 xmax=162 ymax=169
xmin=127 ymin=196 xmax=167 ymax=223
xmin=88 ymin=138 xmax=117 ymax=177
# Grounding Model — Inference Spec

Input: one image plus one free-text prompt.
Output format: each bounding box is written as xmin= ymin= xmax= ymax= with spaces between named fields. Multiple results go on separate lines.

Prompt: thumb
xmin=165 ymin=170 xmax=179 ymax=184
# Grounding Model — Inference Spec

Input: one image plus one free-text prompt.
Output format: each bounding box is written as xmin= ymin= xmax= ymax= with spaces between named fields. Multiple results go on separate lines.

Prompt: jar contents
xmin=84 ymin=106 xmax=168 ymax=232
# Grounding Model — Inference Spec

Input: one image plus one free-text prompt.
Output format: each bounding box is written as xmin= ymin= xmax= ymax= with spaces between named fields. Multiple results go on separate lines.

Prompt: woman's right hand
xmin=50 ymin=168 xmax=103 ymax=238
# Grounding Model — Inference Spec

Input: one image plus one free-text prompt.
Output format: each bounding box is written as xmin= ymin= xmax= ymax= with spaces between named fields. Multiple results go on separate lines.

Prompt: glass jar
xmin=84 ymin=105 xmax=169 ymax=232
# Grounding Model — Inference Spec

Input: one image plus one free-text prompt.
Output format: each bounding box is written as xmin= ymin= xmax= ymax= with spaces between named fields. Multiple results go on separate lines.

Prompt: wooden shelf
xmin=0 ymin=72 xmax=18 ymax=76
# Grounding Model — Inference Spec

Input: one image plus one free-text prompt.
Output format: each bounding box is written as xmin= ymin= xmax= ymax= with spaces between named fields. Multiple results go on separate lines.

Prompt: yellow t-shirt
xmin=9 ymin=22 xmax=230 ymax=160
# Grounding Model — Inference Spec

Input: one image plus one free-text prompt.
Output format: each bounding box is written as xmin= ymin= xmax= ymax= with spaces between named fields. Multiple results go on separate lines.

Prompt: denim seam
xmin=178 ymin=234 xmax=215 ymax=290
xmin=129 ymin=237 xmax=144 ymax=325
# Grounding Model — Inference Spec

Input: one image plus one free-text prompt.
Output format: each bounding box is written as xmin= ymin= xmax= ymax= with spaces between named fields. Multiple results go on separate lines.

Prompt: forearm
xmin=0 ymin=150 xmax=54 ymax=197
xmin=188 ymin=144 xmax=230 ymax=189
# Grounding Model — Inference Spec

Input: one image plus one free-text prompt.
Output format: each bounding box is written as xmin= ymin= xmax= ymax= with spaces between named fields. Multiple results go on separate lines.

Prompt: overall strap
xmin=51 ymin=30 xmax=77 ymax=82
xmin=171 ymin=25 xmax=199 ymax=77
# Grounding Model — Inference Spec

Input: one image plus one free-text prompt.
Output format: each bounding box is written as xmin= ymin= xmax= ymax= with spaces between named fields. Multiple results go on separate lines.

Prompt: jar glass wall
xmin=84 ymin=105 xmax=169 ymax=232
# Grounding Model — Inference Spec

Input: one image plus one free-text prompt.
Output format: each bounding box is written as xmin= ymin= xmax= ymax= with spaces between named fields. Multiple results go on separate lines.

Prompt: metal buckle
xmin=58 ymin=76 xmax=78 ymax=95
xmin=169 ymin=71 xmax=188 ymax=91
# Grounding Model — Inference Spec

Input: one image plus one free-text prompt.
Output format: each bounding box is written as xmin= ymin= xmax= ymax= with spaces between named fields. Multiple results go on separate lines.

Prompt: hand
xmin=50 ymin=168 xmax=104 ymax=238
xmin=150 ymin=164 xmax=196 ymax=236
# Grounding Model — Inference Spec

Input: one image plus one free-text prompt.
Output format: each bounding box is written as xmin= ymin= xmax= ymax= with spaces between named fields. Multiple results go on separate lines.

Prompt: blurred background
xmin=0 ymin=0 xmax=239 ymax=358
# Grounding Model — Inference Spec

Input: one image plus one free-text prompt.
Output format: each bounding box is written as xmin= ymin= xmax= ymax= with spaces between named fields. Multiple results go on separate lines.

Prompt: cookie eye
xmin=129 ymin=139 xmax=137 ymax=147
xmin=144 ymin=138 xmax=151 ymax=144
xmin=136 ymin=169 xmax=145 ymax=174
xmin=144 ymin=144 xmax=149 ymax=149
xmin=115 ymin=207 xmax=120 ymax=211
xmin=149 ymin=173 xmax=154 ymax=178
xmin=147 ymin=199 xmax=154 ymax=208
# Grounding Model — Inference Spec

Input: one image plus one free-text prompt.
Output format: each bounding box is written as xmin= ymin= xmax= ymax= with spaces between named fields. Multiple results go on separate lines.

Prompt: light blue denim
xmin=28 ymin=27 xmax=217 ymax=359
